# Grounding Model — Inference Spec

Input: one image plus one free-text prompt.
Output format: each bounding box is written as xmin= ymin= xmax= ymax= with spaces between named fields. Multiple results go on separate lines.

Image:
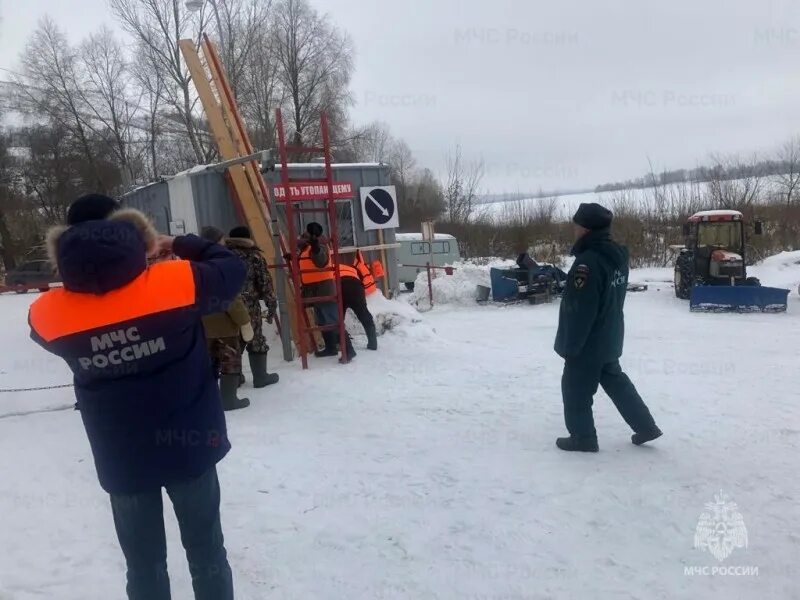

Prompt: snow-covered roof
xmin=690 ymin=209 xmax=743 ymax=221
xmin=395 ymin=233 xmax=456 ymax=241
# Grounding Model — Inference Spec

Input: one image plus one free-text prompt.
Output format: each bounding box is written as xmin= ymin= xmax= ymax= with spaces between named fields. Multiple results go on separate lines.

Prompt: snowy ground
xmin=1 ymin=263 xmax=799 ymax=599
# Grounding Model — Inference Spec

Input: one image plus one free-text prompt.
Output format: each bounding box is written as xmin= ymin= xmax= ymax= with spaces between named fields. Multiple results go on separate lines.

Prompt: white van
xmin=396 ymin=233 xmax=461 ymax=290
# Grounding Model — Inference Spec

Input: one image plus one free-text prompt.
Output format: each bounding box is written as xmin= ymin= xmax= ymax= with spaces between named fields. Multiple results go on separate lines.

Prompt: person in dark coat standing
xmin=28 ymin=194 xmax=246 ymax=600
xmin=338 ymin=254 xmax=378 ymax=351
xmin=554 ymin=203 xmax=662 ymax=452
xmin=200 ymin=226 xmax=253 ymax=411
xmin=226 ymin=226 xmax=279 ymax=387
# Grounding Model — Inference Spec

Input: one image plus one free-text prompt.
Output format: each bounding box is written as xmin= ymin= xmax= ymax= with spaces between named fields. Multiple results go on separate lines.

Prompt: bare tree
xmin=110 ymin=0 xmax=210 ymax=164
xmin=706 ymin=154 xmax=764 ymax=209
xmin=444 ymin=144 xmax=484 ymax=224
xmin=239 ymin=14 xmax=284 ymax=150
xmin=388 ymin=138 xmax=416 ymax=199
xmin=776 ymin=136 xmax=800 ymax=205
xmin=79 ymin=27 xmax=142 ymax=186
xmin=0 ymin=128 xmax=20 ymax=271
xmin=132 ymin=51 xmax=165 ymax=180
xmin=16 ymin=18 xmax=107 ymax=190
xmin=272 ymin=0 xmax=354 ymax=146
xmin=346 ymin=121 xmax=393 ymax=162
xmin=211 ymin=0 xmax=272 ymax=100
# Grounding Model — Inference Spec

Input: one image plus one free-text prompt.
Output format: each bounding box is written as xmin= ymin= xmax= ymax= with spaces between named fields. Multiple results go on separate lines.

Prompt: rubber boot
xmin=632 ymin=427 xmax=663 ymax=446
xmin=249 ymin=352 xmax=279 ymax=388
xmin=220 ymin=374 xmax=250 ymax=411
xmin=366 ymin=324 xmax=378 ymax=351
xmin=315 ymin=332 xmax=338 ymax=358
xmin=340 ymin=334 xmax=357 ymax=364
xmin=556 ymin=436 xmax=599 ymax=452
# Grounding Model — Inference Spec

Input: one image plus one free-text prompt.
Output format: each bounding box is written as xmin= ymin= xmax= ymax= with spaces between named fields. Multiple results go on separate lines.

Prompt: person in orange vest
xmin=339 ymin=251 xmax=378 ymax=350
xmin=297 ymin=222 xmax=356 ymax=362
xmin=28 ymin=194 xmax=245 ymax=600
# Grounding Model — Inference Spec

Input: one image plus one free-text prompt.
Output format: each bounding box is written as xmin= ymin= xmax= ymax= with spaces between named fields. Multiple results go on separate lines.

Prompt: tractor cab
xmin=681 ymin=210 xmax=749 ymax=288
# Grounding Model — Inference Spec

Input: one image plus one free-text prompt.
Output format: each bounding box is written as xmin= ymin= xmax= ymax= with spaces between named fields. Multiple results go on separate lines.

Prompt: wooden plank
xmin=377 ymin=229 xmax=390 ymax=296
xmin=199 ymin=38 xmax=305 ymax=351
xmin=338 ymin=243 xmax=401 ymax=253
xmin=180 ymin=39 xmax=303 ymax=353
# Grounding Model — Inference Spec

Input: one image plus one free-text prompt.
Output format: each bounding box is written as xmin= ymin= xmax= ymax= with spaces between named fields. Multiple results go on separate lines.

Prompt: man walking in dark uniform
xmin=554 ymin=203 xmax=662 ymax=452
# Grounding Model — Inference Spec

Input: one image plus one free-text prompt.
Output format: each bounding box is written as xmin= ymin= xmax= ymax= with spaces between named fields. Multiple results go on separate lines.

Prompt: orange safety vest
xmin=29 ymin=260 xmax=196 ymax=343
xmin=299 ymin=245 xmax=334 ymax=285
xmin=371 ymin=259 xmax=385 ymax=279
xmin=355 ymin=251 xmax=378 ymax=295
xmin=337 ymin=263 xmax=360 ymax=280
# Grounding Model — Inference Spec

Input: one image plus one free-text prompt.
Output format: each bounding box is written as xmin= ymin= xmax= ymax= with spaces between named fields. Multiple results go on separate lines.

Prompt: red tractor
xmin=673 ymin=210 xmax=788 ymax=312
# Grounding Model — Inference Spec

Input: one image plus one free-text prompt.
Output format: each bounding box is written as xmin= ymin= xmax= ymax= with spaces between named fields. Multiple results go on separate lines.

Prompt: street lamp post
xmin=185 ymin=0 xmax=226 ymax=58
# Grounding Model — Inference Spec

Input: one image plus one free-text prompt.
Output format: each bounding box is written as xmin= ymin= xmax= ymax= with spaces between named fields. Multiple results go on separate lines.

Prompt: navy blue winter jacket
xmin=554 ymin=228 xmax=630 ymax=363
xmin=29 ymin=209 xmax=246 ymax=494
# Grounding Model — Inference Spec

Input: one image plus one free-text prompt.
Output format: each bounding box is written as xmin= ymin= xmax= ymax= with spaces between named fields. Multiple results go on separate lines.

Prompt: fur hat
xmin=47 ymin=208 xmax=159 ymax=269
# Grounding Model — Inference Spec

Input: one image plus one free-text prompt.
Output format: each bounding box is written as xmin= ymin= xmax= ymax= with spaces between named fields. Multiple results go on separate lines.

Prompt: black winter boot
xmin=556 ymin=436 xmax=599 ymax=452
xmin=340 ymin=334 xmax=357 ymax=364
xmin=314 ymin=332 xmax=338 ymax=357
xmin=249 ymin=353 xmax=279 ymax=388
xmin=632 ymin=427 xmax=663 ymax=446
xmin=366 ymin=324 xmax=378 ymax=351
xmin=220 ymin=374 xmax=250 ymax=411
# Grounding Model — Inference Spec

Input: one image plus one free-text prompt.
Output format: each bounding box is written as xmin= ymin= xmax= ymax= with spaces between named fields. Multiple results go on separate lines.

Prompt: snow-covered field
xmin=1 ymin=259 xmax=799 ymax=599
xmin=476 ymin=174 xmax=790 ymax=222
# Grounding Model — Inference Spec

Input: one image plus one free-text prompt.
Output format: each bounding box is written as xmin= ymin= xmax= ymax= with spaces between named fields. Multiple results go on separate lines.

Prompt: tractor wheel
xmin=674 ymin=253 xmax=694 ymax=300
xmin=14 ymin=285 xmax=27 ymax=295
xmin=675 ymin=266 xmax=692 ymax=300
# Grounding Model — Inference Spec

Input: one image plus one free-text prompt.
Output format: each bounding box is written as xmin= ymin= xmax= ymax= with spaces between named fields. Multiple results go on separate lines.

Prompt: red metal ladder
xmin=274 ymin=109 xmax=348 ymax=369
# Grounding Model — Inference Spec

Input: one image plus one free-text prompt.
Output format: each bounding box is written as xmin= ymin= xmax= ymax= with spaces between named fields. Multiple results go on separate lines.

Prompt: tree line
xmin=0 ymin=0 xmax=450 ymax=272
xmin=442 ymin=145 xmax=800 ymax=266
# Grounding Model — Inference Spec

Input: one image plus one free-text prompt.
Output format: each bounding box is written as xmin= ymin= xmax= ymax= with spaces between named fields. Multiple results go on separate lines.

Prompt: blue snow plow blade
xmin=690 ymin=285 xmax=789 ymax=313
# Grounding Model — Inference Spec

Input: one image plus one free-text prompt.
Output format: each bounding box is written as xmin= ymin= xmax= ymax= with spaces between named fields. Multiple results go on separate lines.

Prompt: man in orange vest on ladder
xmin=297 ymin=222 xmax=356 ymax=363
xmin=338 ymin=250 xmax=378 ymax=351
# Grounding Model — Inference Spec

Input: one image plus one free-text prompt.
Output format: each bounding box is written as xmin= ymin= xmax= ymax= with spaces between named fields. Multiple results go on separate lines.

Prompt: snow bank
xmin=345 ymin=292 xmax=436 ymax=341
xmin=409 ymin=259 xmax=516 ymax=309
xmin=750 ymin=250 xmax=800 ymax=294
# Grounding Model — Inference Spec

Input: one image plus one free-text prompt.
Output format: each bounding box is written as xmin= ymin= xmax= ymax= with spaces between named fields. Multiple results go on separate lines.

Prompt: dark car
xmin=4 ymin=260 xmax=60 ymax=293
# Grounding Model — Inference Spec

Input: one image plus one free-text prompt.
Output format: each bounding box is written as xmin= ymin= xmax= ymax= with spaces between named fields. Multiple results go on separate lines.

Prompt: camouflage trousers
xmin=207 ymin=336 xmax=242 ymax=376
xmin=244 ymin=300 xmax=269 ymax=354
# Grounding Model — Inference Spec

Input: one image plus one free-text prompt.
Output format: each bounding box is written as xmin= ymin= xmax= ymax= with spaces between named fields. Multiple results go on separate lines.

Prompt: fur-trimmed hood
xmin=225 ymin=236 xmax=257 ymax=251
xmin=47 ymin=208 xmax=159 ymax=294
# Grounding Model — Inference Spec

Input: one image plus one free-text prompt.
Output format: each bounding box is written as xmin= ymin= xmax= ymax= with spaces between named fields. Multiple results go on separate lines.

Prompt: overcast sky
xmin=2 ymin=0 xmax=800 ymax=193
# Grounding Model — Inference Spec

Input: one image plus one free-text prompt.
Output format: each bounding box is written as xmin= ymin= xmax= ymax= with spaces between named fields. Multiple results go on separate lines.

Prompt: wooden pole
xmin=377 ymin=229 xmax=390 ymax=296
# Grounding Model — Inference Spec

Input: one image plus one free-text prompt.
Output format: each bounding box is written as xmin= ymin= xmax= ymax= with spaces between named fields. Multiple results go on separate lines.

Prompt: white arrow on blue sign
xmin=360 ymin=186 xmax=399 ymax=230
